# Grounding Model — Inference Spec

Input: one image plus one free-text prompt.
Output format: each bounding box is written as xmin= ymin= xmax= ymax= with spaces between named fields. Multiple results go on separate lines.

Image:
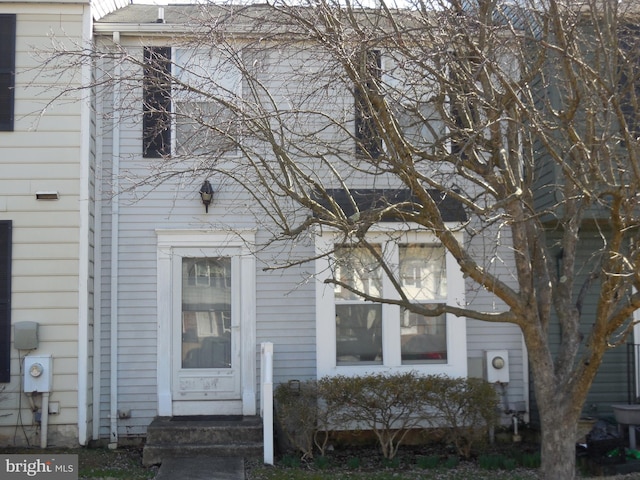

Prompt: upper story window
xmin=0 ymin=14 xmax=16 ymax=132
xmin=619 ymin=24 xmax=640 ymax=137
xmin=316 ymin=226 xmax=467 ymax=378
xmin=354 ymin=49 xmax=382 ymax=158
xmin=143 ymin=47 xmax=172 ymax=158
xmin=142 ymin=47 xmax=242 ymax=158
xmin=173 ymin=48 xmax=242 ymax=157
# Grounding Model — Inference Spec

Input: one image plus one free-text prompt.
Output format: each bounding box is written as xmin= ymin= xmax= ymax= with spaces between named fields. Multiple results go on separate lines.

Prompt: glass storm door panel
xmin=172 ymin=255 xmax=241 ymax=413
xmin=182 ymin=258 xmax=232 ymax=369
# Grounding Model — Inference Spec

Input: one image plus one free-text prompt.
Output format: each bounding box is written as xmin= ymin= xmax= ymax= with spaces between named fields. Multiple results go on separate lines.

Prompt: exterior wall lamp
xmin=199 ymin=180 xmax=214 ymax=213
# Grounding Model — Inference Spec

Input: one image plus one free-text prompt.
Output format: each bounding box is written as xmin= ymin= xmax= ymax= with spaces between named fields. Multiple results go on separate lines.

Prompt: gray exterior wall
xmin=93 ymin=10 xmax=529 ymax=439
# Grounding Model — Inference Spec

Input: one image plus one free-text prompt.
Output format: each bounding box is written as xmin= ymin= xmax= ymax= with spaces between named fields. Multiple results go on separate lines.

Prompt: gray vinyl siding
xmin=528 ymin=233 xmax=629 ymax=426
xmin=93 ymin=30 xmax=529 ymax=438
xmin=465 ymin=225 xmax=527 ymax=412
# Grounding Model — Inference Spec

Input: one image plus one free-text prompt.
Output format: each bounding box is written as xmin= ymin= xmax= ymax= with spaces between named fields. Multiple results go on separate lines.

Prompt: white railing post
xmin=260 ymin=342 xmax=274 ymax=465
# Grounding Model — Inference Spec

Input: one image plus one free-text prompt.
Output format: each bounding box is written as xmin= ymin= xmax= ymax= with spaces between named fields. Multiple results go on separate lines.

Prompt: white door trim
xmin=156 ymin=229 xmax=257 ymax=417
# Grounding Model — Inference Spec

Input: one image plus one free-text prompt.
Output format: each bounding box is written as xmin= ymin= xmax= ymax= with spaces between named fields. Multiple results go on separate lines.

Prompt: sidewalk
xmin=154 ymin=457 xmax=244 ymax=480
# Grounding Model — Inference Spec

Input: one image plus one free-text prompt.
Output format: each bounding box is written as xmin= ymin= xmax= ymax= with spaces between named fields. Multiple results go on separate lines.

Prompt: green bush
xmin=319 ymin=372 xmax=429 ymax=459
xmin=346 ymin=457 xmax=361 ymax=470
xmin=478 ymin=454 xmax=506 ymax=470
xmin=503 ymin=458 xmax=518 ymax=471
xmin=443 ymin=456 xmax=460 ymax=469
xmin=314 ymin=456 xmax=331 ymax=470
xmin=280 ymin=454 xmax=302 ymax=468
xmin=520 ymin=451 xmax=541 ymax=468
xmin=416 ymin=455 xmax=440 ymax=469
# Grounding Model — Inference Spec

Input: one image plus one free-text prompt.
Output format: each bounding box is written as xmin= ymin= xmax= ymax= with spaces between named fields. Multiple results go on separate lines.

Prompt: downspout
xmin=633 ymin=305 xmax=640 ymax=400
xmin=521 ymin=333 xmax=530 ymax=424
xmin=109 ymin=31 xmax=121 ymax=449
xmin=92 ymin=51 xmax=105 ymax=442
xmin=77 ymin=4 xmax=93 ymax=447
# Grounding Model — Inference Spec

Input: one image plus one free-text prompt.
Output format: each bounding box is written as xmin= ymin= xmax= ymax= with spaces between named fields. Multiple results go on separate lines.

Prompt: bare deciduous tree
xmin=36 ymin=0 xmax=640 ymax=477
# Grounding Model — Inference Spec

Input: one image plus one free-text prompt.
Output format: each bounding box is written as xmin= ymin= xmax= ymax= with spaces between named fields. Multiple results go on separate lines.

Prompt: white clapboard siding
xmin=0 ymin=3 xmax=92 ymax=447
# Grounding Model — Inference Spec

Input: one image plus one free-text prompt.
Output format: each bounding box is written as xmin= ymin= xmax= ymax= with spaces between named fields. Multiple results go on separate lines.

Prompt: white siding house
xmin=90 ymin=4 xmax=530 ymax=444
xmin=0 ymin=0 xmax=125 ymax=448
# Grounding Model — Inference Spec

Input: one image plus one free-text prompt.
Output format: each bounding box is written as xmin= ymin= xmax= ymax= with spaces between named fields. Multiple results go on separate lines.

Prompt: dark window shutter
xmin=355 ymin=50 xmax=382 ymax=158
xmin=0 ymin=14 xmax=16 ymax=132
xmin=0 ymin=221 xmax=12 ymax=383
xmin=143 ymin=47 xmax=172 ymax=158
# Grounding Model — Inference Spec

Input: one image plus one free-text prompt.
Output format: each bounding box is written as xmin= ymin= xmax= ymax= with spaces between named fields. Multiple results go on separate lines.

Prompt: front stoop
xmin=143 ymin=416 xmax=263 ymax=466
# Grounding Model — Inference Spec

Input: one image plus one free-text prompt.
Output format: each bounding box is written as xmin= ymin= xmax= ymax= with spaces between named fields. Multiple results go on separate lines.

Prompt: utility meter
xmin=485 ymin=350 xmax=510 ymax=383
xmin=24 ymin=355 xmax=52 ymax=392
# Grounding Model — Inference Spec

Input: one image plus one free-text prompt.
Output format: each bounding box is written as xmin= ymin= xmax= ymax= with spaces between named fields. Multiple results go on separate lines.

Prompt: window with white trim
xmin=316 ymin=227 xmax=466 ymax=378
xmin=173 ymin=48 xmax=241 ymax=156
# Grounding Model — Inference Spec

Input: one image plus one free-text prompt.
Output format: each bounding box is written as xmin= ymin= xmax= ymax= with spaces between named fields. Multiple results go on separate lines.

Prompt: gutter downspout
xmin=521 ymin=333 xmax=530 ymax=424
xmin=109 ymin=31 xmax=121 ymax=449
xmin=77 ymin=3 xmax=93 ymax=447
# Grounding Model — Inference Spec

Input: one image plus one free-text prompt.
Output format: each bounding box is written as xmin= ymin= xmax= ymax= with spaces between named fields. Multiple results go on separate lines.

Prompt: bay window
xmin=316 ymin=227 xmax=466 ymax=378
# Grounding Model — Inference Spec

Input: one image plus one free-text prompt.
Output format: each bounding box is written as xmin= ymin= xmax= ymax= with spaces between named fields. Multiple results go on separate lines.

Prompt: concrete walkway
xmin=155 ymin=457 xmax=244 ymax=480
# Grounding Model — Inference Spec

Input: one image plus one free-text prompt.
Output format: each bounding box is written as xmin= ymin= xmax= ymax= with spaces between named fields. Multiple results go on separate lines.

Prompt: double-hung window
xmin=173 ymin=48 xmax=241 ymax=156
xmin=0 ymin=14 xmax=16 ymax=132
xmin=316 ymin=227 xmax=466 ymax=378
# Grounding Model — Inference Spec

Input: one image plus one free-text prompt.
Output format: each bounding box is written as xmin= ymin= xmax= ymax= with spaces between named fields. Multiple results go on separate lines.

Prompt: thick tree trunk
xmin=539 ymin=406 xmax=579 ymax=480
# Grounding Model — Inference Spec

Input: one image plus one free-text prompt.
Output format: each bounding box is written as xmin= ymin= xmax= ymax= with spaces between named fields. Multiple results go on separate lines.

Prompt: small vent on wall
xmin=35 ymin=191 xmax=59 ymax=200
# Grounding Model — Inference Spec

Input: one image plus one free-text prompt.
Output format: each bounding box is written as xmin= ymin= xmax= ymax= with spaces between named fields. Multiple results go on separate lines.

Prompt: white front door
xmin=156 ymin=231 xmax=257 ymax=417
xmin=172 ymin=254 xmax=241 ymax=415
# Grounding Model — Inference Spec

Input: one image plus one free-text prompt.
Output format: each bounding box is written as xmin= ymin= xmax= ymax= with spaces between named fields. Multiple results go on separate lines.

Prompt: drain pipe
xmin=109 ymin=31 xmax=122 ymax=449
xmin=40 ymin=392 xmax=50 ymax=448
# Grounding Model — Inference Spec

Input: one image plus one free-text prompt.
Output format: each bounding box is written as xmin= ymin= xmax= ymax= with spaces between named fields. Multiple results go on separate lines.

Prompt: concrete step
xmin=143 ymin=416 xmax=263 ymax=466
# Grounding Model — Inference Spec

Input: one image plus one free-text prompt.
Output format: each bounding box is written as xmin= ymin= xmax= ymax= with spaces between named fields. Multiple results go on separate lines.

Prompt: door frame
xmin=156 ymin=229 xmax=257 ymax=417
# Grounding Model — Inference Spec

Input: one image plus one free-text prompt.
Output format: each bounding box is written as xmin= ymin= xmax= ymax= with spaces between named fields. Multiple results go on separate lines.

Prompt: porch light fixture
xmin=199 ymin=180 xmax=214 ymax=213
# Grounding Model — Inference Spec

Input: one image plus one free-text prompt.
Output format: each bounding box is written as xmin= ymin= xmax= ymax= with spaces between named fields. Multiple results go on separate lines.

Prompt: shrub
xmin=314 ymin=456 xmax=331 ymax=470
xmin=280 ymin=454 xmax=302 ymax=468
xmin=416 ymin=455 xmax=440 ymax=469
xmin=503 ymin=458 xmax=518 ymax=471
xmin=275 ymin=379 xmax=330 ymax=459
xmin=520 ymin=451 xmax=541 ymax=468
xmin=424 ymin=376 xmax=499 ymax=459
xmin=275 ymin=372 xmax=499 ymax=461
xmin=443 ymin=456 xmax=460 ymax=469
xmin=346 ymin=457 xmax=361 ymax=470
xmin=478 ymin=454 xmax=506 ymax=470
xmin=318 ymin=372 xmax=429 ymax=459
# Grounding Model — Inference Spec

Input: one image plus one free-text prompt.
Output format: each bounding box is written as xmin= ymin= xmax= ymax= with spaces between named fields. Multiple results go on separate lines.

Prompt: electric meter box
xmin=485 ymin=350 xmax=510 ymax=383
xmin=24 ymin=355 xmax=52 ymax=393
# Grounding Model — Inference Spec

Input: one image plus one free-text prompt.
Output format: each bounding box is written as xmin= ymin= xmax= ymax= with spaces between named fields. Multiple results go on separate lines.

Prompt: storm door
xmin=171 ymin=253 xmax=242 ymax=415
